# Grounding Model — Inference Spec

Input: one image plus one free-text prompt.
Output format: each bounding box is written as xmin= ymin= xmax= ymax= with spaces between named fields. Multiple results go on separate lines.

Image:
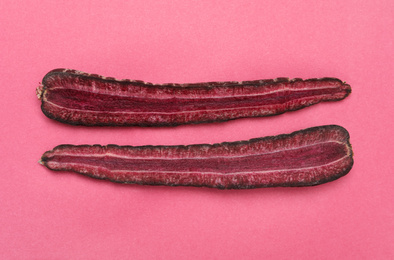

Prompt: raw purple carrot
xmin=37 ymin=69 xmax=351 ymax=126
xmin=39 ymin=125 xmax=353 ymax=189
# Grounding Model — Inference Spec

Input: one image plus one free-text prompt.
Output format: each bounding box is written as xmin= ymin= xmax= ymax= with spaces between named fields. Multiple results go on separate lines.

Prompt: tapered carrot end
xmin=343 ymin=82 xmax=352 ymax=95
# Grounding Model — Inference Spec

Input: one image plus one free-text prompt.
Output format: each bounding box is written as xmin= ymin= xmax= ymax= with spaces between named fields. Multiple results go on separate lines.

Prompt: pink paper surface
xmin=1 ymin=0 xmax=393 ymax=259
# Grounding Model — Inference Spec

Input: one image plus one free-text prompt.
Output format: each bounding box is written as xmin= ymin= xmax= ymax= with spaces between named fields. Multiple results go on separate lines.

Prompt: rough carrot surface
xmin=37 ymin=69 xmax=351 ymax=126
xmin=39 ymin=125 xmax=353 ymax=189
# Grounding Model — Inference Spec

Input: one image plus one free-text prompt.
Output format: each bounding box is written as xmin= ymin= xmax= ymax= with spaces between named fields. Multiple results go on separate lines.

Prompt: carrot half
xmin=39 ymin=125 xmax=353 ymax=189
xmin=37 ymin=69 xmax=351 ymax=126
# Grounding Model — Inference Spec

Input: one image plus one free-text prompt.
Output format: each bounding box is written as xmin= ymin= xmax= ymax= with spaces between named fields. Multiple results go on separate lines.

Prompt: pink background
xmin=1 ymin=0 xmax=393 ymax=259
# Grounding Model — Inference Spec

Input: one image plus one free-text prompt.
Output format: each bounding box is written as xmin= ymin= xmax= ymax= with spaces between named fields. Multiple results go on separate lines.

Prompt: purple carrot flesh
xmin=37 ymin=69 xmax=351 ymax=126
xmin=39 ymin=125 xmax=353 ymax=189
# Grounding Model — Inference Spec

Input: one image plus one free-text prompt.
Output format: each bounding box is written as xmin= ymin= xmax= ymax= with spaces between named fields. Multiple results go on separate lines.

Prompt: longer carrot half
xmin=39 ymin=125 xmax=353 ymax=189
xmin=37 ymin=69 xmax=351 ymax=126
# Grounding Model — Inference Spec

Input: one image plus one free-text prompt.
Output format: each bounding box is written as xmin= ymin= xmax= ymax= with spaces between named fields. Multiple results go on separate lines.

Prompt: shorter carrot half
xmin=37 ymin=69 xmax=351 ymax=126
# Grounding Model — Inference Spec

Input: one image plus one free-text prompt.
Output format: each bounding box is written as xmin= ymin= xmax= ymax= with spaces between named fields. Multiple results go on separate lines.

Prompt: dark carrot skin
xmin=40 ymin=125 xmax=353 ymax=189
xmin=37 ymin=69 xmax=351 ymax=126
